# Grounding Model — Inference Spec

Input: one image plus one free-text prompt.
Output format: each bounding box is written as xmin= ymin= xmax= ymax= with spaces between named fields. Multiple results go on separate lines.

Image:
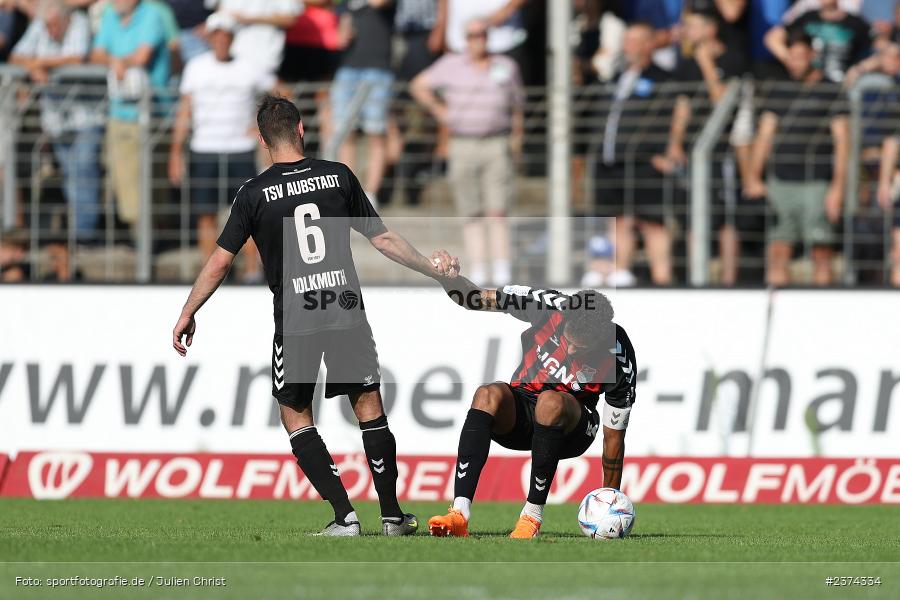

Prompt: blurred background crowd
xmin=1 ymin=0 xmax=900 ymax=287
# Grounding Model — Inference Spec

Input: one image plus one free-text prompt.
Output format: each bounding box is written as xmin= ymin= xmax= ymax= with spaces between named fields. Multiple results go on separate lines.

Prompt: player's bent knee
xmin=350 ymin=388 xmax=384 ymax=422
xmin=471 ymin=384 xmax=504 ymax=415
xmin=534 ymin=391 xmax=566 ymax=426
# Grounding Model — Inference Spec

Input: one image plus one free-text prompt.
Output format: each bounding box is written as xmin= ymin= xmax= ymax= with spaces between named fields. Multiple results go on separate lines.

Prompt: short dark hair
xmin=257 ymin=94 xmax=302 ymax=148
xmin=565 ymin=290 xmax=615 ymax=346
xmin=786 ymin=29 xmax=813 ymax=49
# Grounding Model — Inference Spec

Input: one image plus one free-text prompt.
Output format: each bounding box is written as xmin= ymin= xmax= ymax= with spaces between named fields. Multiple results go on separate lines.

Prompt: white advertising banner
xmin=0 ymin=286 xmax=898 ymax=457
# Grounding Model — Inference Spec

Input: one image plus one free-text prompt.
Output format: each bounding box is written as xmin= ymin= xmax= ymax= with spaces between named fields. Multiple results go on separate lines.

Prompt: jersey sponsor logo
xmin=338 ymin=290 xmax=359 ymax=310
xmin=535 ymin=346 xmax=576 ymax=386
xmin=26 ymin=451 xmax=93 ymax=499
xmin=576 ymin=366 xmax=597 ymax=384
xmin=262 ymin=175 xmax=341 ymax=203
xmin=4 ymin=453 xmax=898 ymax=504
xmin=291 ymin=269 xmax=348 ymax=294
xmin=501 ymin=284 xmax=531 ymax=297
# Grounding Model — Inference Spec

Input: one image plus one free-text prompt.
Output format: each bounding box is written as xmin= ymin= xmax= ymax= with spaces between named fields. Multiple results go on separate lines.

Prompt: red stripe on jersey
xmin=536 ymin=320 xmax=570 ymax=389
xmin=512 ymin=313 xmax=565 ymax=394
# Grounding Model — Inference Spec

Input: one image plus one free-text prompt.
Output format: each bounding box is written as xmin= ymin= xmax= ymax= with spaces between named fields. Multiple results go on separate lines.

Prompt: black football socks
xmin=527 ymin=423 xmax=566 ymax=505
xmin=454 ymin=408 xmax=495 ymax=501
xmin=289 ymin=426 xmax=356 ymax=524
xmin=359 ymin=415 xmax=403 ymax=520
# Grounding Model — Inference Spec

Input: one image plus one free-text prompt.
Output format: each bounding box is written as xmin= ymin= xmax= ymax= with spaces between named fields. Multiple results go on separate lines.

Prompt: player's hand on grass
xmin=430 ymin=250 xmax=460 ymax=279
xmin=172 ymin=313 xmax=196 ymax=357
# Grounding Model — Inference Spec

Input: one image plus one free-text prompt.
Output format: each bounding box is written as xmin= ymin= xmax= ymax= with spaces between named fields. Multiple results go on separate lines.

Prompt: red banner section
xmin=0 ymin=454 xmax=8 ymax=493
xmin=2 ymin=453 xmax=899 ymax=504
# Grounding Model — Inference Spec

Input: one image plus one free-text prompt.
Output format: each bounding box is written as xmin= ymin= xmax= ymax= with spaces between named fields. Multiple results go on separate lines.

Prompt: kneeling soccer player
xmin=428 ymin=277 xmax=636 ymax=538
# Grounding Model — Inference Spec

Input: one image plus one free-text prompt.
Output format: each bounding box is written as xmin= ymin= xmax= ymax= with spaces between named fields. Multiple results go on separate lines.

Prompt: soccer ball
xmin=577 ymin=488 xmax=636 ymax=539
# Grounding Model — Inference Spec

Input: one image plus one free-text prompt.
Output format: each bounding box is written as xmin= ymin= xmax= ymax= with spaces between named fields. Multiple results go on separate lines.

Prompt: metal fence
xmin=1 ymin=66 xmax=899 ymax=286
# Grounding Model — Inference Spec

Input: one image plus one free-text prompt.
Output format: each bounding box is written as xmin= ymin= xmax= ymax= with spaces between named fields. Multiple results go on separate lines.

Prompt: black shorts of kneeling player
xmin=490 ymin=384 xmax=601 ymax=459
xmin=271 ymin=322 xmax=381 ymax=412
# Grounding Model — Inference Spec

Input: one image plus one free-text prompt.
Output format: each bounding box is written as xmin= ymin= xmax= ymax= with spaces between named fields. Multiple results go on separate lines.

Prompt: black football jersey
xmin=495 ymin=285 xmax=637 ymax=410
xmin=217 ymin=158 xmax=386 ymax=335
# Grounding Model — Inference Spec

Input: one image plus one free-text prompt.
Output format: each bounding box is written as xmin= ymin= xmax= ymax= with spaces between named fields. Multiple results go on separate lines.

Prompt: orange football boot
xmin=427 ymin=508 xmax=469 ymax=537
xmin=509 ymin=514 xmax=542 ymax=539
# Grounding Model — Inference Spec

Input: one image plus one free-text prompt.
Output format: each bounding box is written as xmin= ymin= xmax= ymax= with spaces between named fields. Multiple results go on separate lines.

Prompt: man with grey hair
xmin=411 ymin=17 xmax=523 ymax=286
xmin=10 ymin=0 xmax=102 ymax=241
xmin=10 ymin=1 xmax=88 ymax=83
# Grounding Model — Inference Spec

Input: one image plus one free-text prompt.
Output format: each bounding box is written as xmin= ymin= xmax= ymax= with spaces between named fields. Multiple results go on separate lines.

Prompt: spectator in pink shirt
xmin=411 ymin=18 xmax=523 ymax=286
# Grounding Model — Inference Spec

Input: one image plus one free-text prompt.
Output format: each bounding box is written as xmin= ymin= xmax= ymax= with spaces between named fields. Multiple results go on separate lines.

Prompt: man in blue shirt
xmin=91 ymin=0 xmax=170 ymax=234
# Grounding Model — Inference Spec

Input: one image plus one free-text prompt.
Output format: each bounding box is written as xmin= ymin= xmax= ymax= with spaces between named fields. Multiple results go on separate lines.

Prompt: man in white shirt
xmin=211 ymin=0 xmax=301 ymax=74
xmin=168 ymin=12 xmax=276 ymax=277
xmin=10 ymin=0 xmax=102 ymax=241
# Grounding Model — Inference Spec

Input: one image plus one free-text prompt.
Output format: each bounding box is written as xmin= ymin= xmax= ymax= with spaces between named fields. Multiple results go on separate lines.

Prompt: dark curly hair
xmin=564 ymin=289 xmax=615 ymax=347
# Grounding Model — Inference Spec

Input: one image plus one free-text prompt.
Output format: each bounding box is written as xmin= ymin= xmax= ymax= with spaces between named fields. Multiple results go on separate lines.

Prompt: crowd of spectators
xmin=0 ymin=0 xmax=899 ymax=287
xmin=575 ymin=0 xmax=900 ymax=287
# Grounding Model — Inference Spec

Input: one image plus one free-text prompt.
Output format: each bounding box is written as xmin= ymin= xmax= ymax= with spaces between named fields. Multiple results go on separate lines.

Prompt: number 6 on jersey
xmin=294 ymin=203 xmax=326 ymax=264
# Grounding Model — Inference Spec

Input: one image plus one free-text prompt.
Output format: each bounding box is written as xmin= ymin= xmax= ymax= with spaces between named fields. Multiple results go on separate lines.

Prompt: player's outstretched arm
xmin=434 ymin=274 xmax=504 ymax=312
xmin=369 ymin=231 xmax=458 ymax=279
xmin=172 ymin=247 xmax=236 ymax=357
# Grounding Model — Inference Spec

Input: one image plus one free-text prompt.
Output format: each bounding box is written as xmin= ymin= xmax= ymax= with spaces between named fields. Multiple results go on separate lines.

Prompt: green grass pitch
xmin=1 ymin=499 xmax=898 ymax=599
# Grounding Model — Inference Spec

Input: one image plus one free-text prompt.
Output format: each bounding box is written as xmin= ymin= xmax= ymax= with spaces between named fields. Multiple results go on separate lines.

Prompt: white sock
xmin=492 ymin=259 xmax=511 ymax=284
xmin=521 ymin=501 xmax=544 ymax=522
xmin=342 ymin=510 xmax=359 ymax=524
xmin=452 ymin=497 xmax=471 ymax=521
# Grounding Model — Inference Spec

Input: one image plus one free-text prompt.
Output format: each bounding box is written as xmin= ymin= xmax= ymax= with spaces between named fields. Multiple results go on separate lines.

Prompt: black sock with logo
xmin=360 ymin=415 xmax=403 ymax=520
xmin=289 ymin=426 xmax=355 ymax=523
xmin=454 ymin=408 xmax=494 ymax=501
xmin=527 ymin=423 xmax=565 ymax=505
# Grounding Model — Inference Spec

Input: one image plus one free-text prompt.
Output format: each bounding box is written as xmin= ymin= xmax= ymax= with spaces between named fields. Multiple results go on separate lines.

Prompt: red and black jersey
xmin=496 ymin=285 xmax=636 ymax=410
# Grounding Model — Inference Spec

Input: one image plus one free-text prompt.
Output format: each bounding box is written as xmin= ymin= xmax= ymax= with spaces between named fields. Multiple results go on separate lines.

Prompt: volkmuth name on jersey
xmin=262 ymin=175 xmax=341 ymax=203
xmin=292 ymin=269 xmax=347 ymax=294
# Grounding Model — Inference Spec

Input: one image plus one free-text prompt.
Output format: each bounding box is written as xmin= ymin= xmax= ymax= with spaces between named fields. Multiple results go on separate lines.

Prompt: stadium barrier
xmin=1 ymin=452 xmax=898 ymax=505
xmin=4 ymin=71 xmax=900 ymax=285
xmin=1 ymin=286 xmax=898 ymax=460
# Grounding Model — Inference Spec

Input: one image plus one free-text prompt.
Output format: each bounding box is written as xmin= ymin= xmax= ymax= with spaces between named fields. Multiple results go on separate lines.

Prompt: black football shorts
xmin=272 ymin=321 xmax=381 ymax=411
xmin=490 ymin=384 xmax=601 ymax=459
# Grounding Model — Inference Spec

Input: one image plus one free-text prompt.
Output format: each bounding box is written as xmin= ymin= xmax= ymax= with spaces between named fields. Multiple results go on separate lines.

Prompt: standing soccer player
xmin=172 ymin=95 xmax=458 ymax=536
xmin=426 ymin=275 xmax=636 ymax=538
